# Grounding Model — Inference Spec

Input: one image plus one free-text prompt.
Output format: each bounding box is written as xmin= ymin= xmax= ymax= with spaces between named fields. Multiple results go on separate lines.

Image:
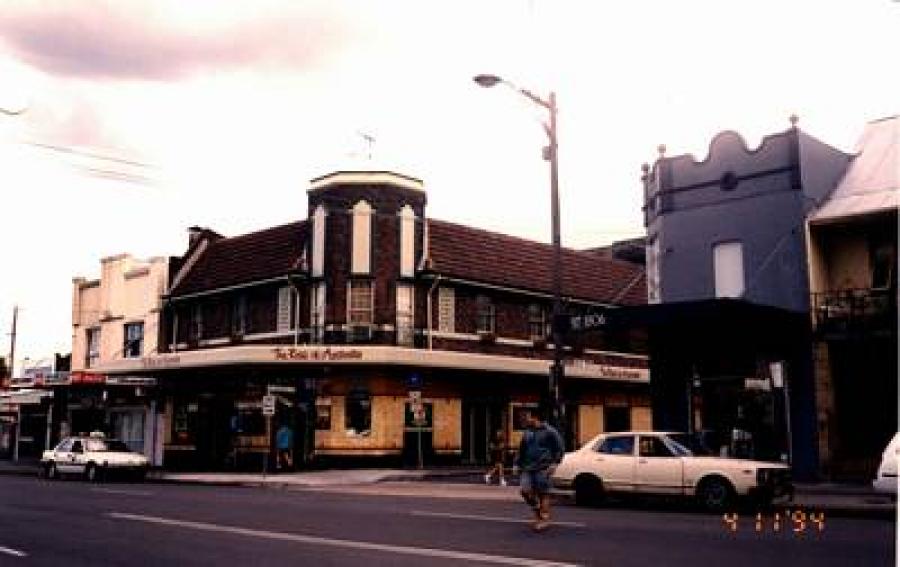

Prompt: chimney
xmin=188 ymin=226 xmax=205 ymax=247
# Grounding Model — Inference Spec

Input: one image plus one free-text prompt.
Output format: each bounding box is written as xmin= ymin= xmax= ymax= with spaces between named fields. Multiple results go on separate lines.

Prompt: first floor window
xmin=396 ymin=284 xmax=414 ymax=346
xmin=345 ymin=388 xmax=372 ymax=435
xmin=86 ymin=328 xmax=100 ymax=368
xmin=311 ymin=283 xmax=326 ymax=343
xmin=123 ymin=322 xmax=144 ymax=358
xmin=646 ymin=235 xmax=661 ymax=304
xmin=528 ymin=304 xmax=546 ymax=341
xmin=231 ymin=296 xmax=247 ymax=336
xmin=192 ymin=304 xmax=204 ymax=340
xmin=348 ymin=280 xmax=374 ymax=325
xmin=476 ymin=295 xmax=495 ymax=334
xmin=713 ymin=241 xmax=745 ymax=298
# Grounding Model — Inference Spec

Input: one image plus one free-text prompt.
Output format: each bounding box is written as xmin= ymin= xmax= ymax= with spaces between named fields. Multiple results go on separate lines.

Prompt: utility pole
xmin=8 ymin=305 xmax=18 ymax=381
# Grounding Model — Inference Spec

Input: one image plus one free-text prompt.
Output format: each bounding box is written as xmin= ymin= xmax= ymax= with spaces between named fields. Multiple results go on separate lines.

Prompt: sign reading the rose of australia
xmin=273 ymin=347 xmax=364 ymax=362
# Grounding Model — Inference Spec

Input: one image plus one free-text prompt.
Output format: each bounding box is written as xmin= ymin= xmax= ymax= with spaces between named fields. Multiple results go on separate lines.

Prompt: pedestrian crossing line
xmin=411 ymin=510 xmax=587 ymax=528
xmin=91 ymin=488 xmax=154 ymax=497
xmin=107 ymin=512 xmax=580 ymax=567
xmin=0 ymin=545 xmax=27 ymax=558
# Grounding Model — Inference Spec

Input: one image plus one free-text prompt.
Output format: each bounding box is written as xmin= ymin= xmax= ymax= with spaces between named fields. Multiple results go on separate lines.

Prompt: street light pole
xmin=473 ymin=75 xmax=564 ymax=431
xmin=547 ymin=91 xmax=564 ymax=432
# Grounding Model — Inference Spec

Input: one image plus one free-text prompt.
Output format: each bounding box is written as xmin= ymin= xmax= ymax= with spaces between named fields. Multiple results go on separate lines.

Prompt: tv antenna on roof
xmin=357 ymin=131 xmax=376 ymax=161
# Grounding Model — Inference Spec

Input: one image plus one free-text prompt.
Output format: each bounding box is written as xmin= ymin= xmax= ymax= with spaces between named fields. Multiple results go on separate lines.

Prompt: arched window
xmin=351 ymin=200 xmax=373 ymax=274
xmin=311 ymin=205 xmax=327 ymax=278
xmin=399 ymin=205 xmax=416 ymax=277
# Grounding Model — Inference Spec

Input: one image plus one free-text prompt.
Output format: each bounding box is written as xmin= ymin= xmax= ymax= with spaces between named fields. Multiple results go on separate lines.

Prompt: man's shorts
xmin=519 ymin=469 xmax=552 ymax=494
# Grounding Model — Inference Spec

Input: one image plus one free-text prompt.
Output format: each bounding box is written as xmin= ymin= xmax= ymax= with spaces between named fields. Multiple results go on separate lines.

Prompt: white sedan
xmin=41 ymin=436 xmax=150 ymax=482
xmin=552 ymin=431 xmax=792 ymax=511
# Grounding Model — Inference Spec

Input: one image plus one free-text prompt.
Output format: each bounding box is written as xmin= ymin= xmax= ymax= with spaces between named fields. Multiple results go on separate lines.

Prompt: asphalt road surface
xmin=0 ymin=475 xmax=893 ymax=566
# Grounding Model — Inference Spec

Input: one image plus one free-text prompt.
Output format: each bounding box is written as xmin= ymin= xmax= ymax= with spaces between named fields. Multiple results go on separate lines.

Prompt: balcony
xmin=811 ymin=287 xmax=897 ymax=338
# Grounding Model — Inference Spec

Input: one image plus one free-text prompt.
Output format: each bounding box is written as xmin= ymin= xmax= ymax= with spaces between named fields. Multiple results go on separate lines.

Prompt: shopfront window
xmin=110 ymin=410 xmax=145 ymax=453
xmin=345 ymin=389 xmax=371 ymax=436
xmin=315 ymin=399 xmax=332 ymax=430
xmin=172 ymin=400 xmax=198 ymax=445
xmin=604 ymin=405 xmax=631 ymax=433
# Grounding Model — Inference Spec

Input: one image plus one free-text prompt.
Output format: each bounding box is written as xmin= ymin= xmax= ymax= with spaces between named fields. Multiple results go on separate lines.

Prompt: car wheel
xmin=85 ymin=463 xmax=102 ymax=483
xmin=697 ymin=477 xmax=734 ymax=512
xmin=574 ymin=474 xmax=604 ymax=507
xmin=45 ymin=462 xmax=58 ymax=480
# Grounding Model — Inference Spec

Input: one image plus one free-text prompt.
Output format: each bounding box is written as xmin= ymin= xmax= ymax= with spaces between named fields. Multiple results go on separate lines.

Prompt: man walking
xmin=515 ymin=406 xmax=564 ymax=532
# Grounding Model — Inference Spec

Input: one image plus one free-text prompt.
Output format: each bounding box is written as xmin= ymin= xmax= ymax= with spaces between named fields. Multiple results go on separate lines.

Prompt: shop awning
xmin=89 ymin=345 xmax=649 ymax=384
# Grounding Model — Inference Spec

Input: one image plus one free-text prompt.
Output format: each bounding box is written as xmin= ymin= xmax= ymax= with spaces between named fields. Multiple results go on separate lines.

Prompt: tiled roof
xmin=428 ymin=219 xmax=646 ymax=306
xmin=170 ymin=220 xmax=308 ymax=296
xmin=811 ymin=115 xmax=899 ymax=223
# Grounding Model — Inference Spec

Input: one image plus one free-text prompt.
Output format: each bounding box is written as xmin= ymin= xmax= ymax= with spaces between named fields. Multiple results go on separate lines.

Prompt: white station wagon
xmin=41 ymin=435 xmax=149 ymax=482
xmin=552 ymin=431 xmax=792 ymax=511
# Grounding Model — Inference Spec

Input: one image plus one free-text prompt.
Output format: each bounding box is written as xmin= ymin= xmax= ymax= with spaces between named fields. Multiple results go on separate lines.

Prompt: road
xmin=0 ymin=475 xmax=893 ymax=566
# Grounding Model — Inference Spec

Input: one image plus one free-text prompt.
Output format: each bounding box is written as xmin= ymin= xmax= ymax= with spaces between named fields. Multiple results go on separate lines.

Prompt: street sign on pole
xmin=262 ymin=394 xmax=276 ymax=416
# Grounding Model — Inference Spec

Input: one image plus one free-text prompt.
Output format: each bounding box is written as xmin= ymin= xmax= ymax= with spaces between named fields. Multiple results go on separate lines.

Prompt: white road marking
xmin=91 ymin=488 xmax=153 ymax=497
xmin=108 ymin=512 xmax=580 ymax=567
xmin=411 ymin=510 xmax=587 ymax=528
xmin=0 ymin=545 xmax=27 ymax=558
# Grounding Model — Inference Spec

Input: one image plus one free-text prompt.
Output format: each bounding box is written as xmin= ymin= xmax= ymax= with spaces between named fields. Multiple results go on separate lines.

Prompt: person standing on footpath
xmin=514 ymin=406 xmax=564 ymax=532
xmin=275 ymin=423 xmax=294 ymax=471
xmin=484 ymin=428 xmax=508 ymax=486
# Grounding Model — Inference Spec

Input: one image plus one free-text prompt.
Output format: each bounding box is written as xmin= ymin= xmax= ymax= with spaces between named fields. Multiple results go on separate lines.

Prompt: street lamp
xmin=473 ymin=74 xmax=564 ymax=431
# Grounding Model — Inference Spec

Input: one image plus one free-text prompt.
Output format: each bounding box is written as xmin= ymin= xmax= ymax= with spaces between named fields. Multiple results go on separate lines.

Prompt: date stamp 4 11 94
xmin=723 ymin=510 xmax=826 ymax=534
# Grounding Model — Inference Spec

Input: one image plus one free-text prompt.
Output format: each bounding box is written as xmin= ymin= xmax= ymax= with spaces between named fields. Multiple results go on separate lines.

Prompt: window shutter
xmin=277 ymin=287 xmax=292 ymax=332
xmin=438 ymin=287 xmax=455 ymax=333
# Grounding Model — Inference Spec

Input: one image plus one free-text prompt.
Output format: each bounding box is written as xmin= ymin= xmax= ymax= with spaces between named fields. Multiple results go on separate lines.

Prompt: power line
xmin=24 ymin=140 xmax=157 ymax=169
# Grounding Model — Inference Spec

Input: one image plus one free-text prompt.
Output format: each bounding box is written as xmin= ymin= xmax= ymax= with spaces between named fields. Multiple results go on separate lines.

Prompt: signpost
xmin=408 ymin=390 xmax=425 ymax=469
xmin=262 ymin=394 xmax=276 ymax=477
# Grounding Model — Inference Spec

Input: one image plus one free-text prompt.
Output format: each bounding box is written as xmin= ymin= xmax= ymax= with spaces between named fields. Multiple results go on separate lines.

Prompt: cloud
xmin=0 ymin=1 xmax=359 ymax=81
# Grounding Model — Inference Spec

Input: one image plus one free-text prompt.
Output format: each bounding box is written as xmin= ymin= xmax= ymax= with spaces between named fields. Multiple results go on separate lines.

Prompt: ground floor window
xmin=316 ymin=398 xmax=332 ymax=431
xmin=109 ymin=409 xmax=146 ymax=453
xmin=511 ymin=403 xmax=539 ymax=430
xmin=604 ymin=405 xmax=631 ymax=432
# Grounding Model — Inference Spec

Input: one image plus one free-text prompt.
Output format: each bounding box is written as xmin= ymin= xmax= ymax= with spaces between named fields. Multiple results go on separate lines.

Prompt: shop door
xmin=196 ymin=397 xmax=232 ymax=471
xmin=462 ymin=401 xmax=505 ymax=465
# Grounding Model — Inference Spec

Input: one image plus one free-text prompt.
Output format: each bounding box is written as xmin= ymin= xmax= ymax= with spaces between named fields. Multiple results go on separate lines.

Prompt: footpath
xmin=1 ymin=460 xmax=894 ymax=520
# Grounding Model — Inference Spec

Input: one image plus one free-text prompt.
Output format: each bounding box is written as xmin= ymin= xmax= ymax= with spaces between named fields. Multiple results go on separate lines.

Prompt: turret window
xmin=351 ymin=201 xmax=373 ymax=274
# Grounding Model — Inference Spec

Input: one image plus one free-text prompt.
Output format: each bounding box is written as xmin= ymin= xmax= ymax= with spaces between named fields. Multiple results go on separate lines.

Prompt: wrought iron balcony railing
xmin=811 ymin=287 xmax=897 ymax=336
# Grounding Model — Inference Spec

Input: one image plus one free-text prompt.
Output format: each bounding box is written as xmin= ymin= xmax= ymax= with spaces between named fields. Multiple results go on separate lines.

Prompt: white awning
xmin=0 ymin=388 xmax=53 ymax=405
xmin=90 ymin=345 xmax=650 ymax=384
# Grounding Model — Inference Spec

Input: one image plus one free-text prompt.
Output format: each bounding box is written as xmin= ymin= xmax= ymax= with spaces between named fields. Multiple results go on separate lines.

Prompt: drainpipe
xmin=426 ymin=275 xmax=442 ymax=350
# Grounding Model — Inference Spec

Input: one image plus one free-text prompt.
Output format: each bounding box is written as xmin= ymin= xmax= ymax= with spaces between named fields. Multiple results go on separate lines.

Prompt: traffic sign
xmin=262 ymin=394 xmax=276 ymax=416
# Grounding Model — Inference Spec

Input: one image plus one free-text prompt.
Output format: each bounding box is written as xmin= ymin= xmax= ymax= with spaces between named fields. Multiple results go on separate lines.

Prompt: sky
xmin=0 ymin=0 xmax=897 ymax=374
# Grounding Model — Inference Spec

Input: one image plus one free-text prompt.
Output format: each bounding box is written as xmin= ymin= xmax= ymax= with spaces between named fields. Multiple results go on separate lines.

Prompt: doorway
xmin=462 ymin=399 xmax=506 ymax=465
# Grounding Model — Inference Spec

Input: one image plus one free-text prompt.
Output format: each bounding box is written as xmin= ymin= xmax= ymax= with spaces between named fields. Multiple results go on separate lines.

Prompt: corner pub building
xmin=94 ymin=170 xmax=650 ymax=471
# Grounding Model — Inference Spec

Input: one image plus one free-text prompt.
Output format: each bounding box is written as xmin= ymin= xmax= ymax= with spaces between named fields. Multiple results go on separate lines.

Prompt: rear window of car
xmin=596 ymin=435 xmax=634 ymax=456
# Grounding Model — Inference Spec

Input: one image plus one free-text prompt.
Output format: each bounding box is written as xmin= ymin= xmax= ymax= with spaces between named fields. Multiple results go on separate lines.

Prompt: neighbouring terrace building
xmin=91 ymin=170 xmax=651 ymax=471
xmin=806 ymin=116 xmax=898 ymax=479
xmin=66 ymin=254 xmax=169 ymax=465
